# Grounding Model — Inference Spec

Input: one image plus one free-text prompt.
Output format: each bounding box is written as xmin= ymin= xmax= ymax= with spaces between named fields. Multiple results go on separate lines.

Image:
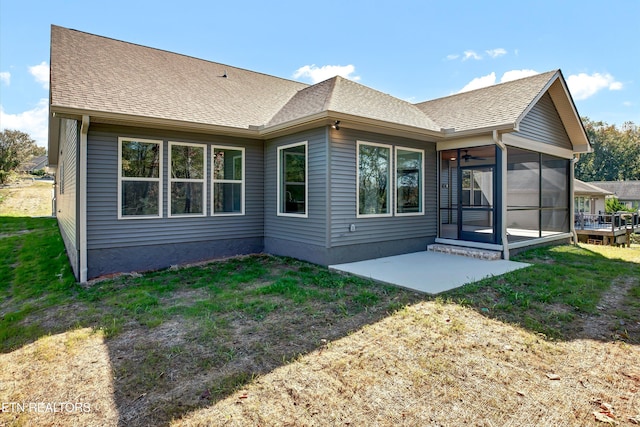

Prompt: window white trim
xmin=211 ymin=145 xmax=245 ymax=216
xmin=167 ymin=141 xmax=207 ymax=218
xmin=118 ymin=137 xmax=163 ymax=220
xmin=356 ymin=140 xmax=393 ymax=218
xmin=395 ymin=146 xmax=424 ymax=216
xmin=277 ymin=141 xmax=308 ymax=218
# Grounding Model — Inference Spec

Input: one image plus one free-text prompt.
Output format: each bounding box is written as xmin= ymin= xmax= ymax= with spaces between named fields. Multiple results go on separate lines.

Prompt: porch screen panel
xmin=541 ymin=155 xmax=569 ymax=234
xmin=506 ymin=148 xmax=540 ymax=241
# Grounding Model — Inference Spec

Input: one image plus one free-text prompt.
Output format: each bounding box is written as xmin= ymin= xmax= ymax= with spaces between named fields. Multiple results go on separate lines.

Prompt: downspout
xmin=493 ymin=130 xmax=509 ymax=260
xmin=570 ymin=155 xmax=579 ymax=245
xmin=79 ymin=115 xmax=89 ymax=283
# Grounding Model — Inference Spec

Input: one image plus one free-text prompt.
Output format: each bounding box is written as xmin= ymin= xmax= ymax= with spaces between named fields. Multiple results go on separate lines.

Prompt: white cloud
xmin=458 ymin=72 xmax=496 ymax=92
xmin=293 ymin=64 xmax=361 ymax=84
xmin=458 ymin=69 xmax=540 ymax=93
xmin=462 ymin=50 xmax=482 ymax=61
xmin=0 ymin=71 xmax=10 ymax=85
xmin=486 ymin=48 xmax=507 ymax=58
xmin=501 ymin=69 xmax=539 ymax=83
xmin=0 ymin=98 xmax=49 ymax=147
xmin=566 ymin=72 xmax=623 ymax=101
xmin=623 ymin=101 xmax=633 ymax=107
xmin=28 ymin=61 xmax=49 ymax=89
xmin=446 ymin=54 xmax=460 ymax=61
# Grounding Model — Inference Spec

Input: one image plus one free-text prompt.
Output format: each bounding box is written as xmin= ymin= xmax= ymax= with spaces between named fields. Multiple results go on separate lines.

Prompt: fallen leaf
xmin=546 ymin=373 xmax=560 ymax=380
xmin=516 ymin=390 xmax=525 ymax=397
xmin=629 ymin=415 xmax=640 ymax=424
xmin=593 ymin=411 xmax=617 ymax=425
xmin=600 ymin=402 xmax=613 ymax=412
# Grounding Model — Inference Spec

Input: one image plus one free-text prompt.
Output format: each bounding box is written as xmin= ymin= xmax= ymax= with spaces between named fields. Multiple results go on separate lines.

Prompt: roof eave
xmin=441 ymin=123 xmax=516 ymax=138
xmin=260 ymin=110 xmax=444 ymax=140
xmin=50 ymin=106 xmax=262 ymax=139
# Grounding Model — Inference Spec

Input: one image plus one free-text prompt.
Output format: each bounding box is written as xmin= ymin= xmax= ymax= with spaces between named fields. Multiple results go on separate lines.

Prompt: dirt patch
xmin=581 ymin=277 xmax=639 ymax=340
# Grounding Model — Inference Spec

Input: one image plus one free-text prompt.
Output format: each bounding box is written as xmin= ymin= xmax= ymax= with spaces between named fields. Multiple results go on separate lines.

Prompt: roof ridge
xmin=322 ymin=76 xmax=340 ymax=111
xmin=51 ymin=25 xmax=309 ymax=88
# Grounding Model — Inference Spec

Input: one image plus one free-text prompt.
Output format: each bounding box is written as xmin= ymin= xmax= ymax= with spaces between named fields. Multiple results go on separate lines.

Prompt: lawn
xmin=1 ymin=213 xmax=639 ymax=425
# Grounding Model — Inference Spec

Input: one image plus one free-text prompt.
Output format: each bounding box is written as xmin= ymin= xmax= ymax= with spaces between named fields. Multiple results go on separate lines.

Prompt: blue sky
xmin=1 ymin=0 xmax=638 ymax=147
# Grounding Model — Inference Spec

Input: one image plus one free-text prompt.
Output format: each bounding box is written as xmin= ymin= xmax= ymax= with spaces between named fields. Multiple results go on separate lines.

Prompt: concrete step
xmin=427 ymin=243 xmax=502 ymax=260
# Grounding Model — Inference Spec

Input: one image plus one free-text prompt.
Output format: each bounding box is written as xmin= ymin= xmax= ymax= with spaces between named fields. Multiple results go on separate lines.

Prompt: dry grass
xmin=0 ymin=328 xmax=118 ymax=426
xmin=0 ymin=178 xmax=53 ymax=217
xmin=176 ymin=301 xmax=640 ymax=426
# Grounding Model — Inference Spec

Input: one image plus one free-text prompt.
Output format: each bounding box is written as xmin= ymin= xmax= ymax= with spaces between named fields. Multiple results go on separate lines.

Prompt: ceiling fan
xmin=461 ymin=150 xmax=485 ymax=162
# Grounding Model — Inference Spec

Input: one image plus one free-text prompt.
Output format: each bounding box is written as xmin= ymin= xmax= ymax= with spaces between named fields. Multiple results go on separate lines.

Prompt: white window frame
xmin=118 ymin=137 xmax=163 ymax=220
xmin=357 ymin=140 xmax=393 ymax=218
xmin=395 ymin=146 xmax=424 ymax=216
xmin=211 ymin=145 xmax=245 ymax=216
xmin=277 ymin=141 xmax=308 ymax=218
xmin=167 ymin=141 xmax=207 ymax=218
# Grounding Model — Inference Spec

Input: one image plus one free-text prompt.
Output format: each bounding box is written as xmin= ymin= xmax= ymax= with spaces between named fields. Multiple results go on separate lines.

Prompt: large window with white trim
xmin=358 ymin=141 xmax=391 ymax=217
xmin=118 ymin=137 xmax=162 ymax=219
xmin=168 ymin=141 xmax=206 ymax=217
xmin=396 ymin=147 xmax=423 ymax=215
xmin=277 ymin=141 xmax=307 ymax=217
xmin=212 ymin=146 xmax=244 ymax=215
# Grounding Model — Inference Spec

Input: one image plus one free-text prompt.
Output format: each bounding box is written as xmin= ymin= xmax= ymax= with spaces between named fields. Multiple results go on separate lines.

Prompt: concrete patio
xmin=330 ymin=251 xmax=531 ymax=294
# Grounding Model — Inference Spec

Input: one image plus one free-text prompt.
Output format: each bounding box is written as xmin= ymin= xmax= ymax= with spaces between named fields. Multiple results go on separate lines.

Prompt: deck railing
xmin=575 ymin=212 xmax=640 ymax=232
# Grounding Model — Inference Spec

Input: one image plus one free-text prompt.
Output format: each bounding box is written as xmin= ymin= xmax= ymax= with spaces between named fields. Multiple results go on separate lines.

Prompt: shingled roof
xmin=50 ymin=25 xmax=307 ymax=130
xmin=49 ymin=25 xmax=589 ymax=153
xmin=414 ymin=71 xmax=558 ymax=132
xmin=587 ymin=181 xmax=640 ymax=201
xmin=574 ymin=179 xmax=613 ymax=196
xmin=267 ymin=76 xmax=440 ymax=131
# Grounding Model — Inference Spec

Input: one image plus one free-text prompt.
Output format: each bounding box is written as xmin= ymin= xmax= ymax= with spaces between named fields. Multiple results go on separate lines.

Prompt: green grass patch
xmin=443 ymin=244 xmax=640 ymax=341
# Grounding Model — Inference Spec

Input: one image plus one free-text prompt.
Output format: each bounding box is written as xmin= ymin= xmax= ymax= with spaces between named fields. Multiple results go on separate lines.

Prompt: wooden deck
xmin=575 ymin=212 xmax=640 ymax=246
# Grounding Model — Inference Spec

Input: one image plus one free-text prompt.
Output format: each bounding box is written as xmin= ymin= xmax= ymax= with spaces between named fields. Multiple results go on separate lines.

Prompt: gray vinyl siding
xmin=56 ymin=118 xmax=79 ymax=278
xmin=515 ymin=93 xmax=572 ymax=149
xmin=329 ymin=128 xmax=437 ymax=248
xmin=86 ymin=124 xmax=264 ymax=251
xmin=264 ymin=128 xmax=327 ymax=247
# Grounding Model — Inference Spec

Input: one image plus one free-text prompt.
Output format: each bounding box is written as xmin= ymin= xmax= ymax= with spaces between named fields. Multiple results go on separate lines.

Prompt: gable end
xmin=514 ymin=92 xmax=572 ymax=150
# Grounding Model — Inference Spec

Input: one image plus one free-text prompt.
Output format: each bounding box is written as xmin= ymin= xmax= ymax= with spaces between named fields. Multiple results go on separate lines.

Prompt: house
xmin=48 ymin=25 xmax=591 ymax=282
xmin=574 ymin=179 xmax=612 ymax=215
xmin=587 ymin=181 xmax=640 ymax=211
xmin=17 ymin=155 xmax=48 ymax=173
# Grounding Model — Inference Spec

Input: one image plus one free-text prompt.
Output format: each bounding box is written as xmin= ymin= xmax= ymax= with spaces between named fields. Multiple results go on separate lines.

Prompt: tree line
xmin=0 ymin=129 xmax=47 ymax=184
xmin=574 ymin=118 xmax=640 ymax=182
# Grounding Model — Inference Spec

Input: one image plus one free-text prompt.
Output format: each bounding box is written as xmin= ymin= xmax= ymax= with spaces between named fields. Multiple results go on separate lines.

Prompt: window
xmin=277 ymin=141 xmax=307 ymax=217
xmin=118 ymin=137 xmax=162 ymax=219
xmin=462 ymin=169 xmax=490 ymax=207
xmin=396 ymin=147 xmax=423 ymax=215
xmin=168 ymin=141 xmax=206 ymax=217
xmin=212 ymin=146 xmax=244 ymax=215
xmin=358 ymin=141 xmax=391 ymax=217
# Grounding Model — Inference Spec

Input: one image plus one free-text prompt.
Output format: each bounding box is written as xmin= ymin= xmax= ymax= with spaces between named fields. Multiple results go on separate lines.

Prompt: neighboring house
xmin=48 ymin=25 xmax=591 ymax=282
xmin=587 ymin=181 xmax=640 ymax=211
xmin=574 ymin=179 xmax=612 ymax=214
xmin=17 ymin=155 xmax=48 ymax=173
